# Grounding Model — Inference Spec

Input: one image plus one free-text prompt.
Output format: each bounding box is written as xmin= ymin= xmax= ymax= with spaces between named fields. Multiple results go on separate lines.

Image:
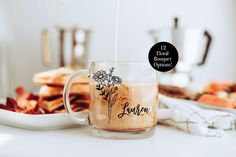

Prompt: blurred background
xmin=0 ymin=0 xmax=236 ymax=96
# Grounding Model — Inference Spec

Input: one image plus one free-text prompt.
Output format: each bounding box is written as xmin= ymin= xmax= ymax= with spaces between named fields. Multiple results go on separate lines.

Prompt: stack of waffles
xmin=33 ymin=68 xmax=89 ymax=113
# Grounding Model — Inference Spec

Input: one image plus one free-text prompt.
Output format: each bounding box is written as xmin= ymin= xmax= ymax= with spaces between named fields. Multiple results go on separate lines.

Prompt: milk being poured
xmin=114 ymin=0 xmax=120 ymax=66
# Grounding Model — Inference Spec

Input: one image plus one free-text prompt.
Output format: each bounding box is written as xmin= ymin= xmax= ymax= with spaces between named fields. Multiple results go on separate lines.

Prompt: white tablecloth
xmin=0 ymin=125 xmax=235 ymax=157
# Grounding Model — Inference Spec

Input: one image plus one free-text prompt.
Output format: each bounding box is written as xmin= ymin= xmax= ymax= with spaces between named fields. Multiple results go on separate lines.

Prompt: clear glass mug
xmin=63 ymin=61 xmax=158 ymax=139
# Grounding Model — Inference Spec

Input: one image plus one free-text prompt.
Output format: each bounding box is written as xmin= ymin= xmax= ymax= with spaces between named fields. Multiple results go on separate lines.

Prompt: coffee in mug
xmin=63 ymin=62 xmax=158 ymax=139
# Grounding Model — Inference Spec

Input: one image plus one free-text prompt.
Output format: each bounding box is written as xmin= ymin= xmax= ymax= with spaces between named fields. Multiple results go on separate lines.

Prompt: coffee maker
xmin=149 ymin=18 xmax=212 ymax=87
xmin=42 ymin=26 xmax=90 ymax=69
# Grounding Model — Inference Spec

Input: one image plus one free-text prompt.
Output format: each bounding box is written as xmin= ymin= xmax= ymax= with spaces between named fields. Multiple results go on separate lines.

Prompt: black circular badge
xmin=148 ymin=41 xmax=179 ymax=72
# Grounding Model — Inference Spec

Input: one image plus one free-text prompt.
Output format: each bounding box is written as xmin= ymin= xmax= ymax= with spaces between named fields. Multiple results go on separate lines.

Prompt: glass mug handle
xmin=63 ymin=70 xmax=90 ymax=125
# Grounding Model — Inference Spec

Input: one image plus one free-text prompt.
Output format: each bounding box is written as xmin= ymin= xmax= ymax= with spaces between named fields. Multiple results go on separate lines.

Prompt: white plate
xmin=160 ymin=94 xmax=236 ymax=115
xmin=0 ymin=99 xmax=82 ymax=130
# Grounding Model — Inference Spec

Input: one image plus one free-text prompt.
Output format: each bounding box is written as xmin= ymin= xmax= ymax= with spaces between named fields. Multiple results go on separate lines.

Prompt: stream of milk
xmin=114 ymin=0 xmax=120 ymax=66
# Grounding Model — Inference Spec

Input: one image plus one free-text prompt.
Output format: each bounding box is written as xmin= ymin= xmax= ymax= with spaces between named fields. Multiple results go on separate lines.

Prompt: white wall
xmin=2 ymin=0 xmax=236 ymax=92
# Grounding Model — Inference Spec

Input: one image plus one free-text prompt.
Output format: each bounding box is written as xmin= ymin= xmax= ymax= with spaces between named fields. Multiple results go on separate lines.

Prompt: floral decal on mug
xmin=93 ymin=67 xmax=122 ymax=124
